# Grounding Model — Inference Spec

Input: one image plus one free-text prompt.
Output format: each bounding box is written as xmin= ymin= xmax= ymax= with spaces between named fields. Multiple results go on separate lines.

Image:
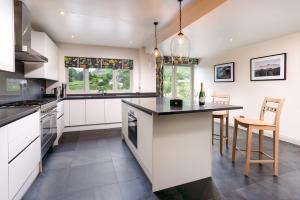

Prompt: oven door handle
xmin=41 ymin=113 xmax=56 ymax=121
xmin=128 ymin=115 xmax=137 ymax=122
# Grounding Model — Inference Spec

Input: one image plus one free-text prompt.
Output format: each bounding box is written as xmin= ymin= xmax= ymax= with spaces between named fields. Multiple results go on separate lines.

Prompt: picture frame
xmin=214 ymin=62 xmax=234 ymax=82
xmin=250 ymin=53 xmax=286 ymax=81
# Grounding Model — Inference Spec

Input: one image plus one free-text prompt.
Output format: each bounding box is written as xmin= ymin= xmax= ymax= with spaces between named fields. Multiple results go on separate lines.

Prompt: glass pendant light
xmin=152 ymin=22 xmax=161 ymax=57
xmin=170 ymin=0 xmax=191 ymax=59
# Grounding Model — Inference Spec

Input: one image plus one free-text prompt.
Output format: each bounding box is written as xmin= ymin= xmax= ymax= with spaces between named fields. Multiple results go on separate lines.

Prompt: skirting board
xmin=63 ymin=123 xmax=122 ymax=132
xmin=214 ymin=121 xmax=300 ymax=146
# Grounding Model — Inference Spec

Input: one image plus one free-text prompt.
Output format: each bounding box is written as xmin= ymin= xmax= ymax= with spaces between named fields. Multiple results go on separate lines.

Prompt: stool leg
xmin=232 ymin=119 xmax=238 ymax=162
xmin=259 ymin=130 xmax=264 ymax=161
xmin=220 ymin=117 xmax=224 ymax=155
xmin=212 ymin=116 xmax=214 ymax=145
xmin=273 ymin=130 xmax=279 ymax=176
xmin=226 ymin=116 xmax=229 ymax=148
xmin=245 ymin=126 xmax=253 ymax=177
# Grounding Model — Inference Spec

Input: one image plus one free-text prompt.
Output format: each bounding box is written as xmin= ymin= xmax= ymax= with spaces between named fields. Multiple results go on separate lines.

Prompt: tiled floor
xmin=24 ymin=125 xmax=300 ymax=200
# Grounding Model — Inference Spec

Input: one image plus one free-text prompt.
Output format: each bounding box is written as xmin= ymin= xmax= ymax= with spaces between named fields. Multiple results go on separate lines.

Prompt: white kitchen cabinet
xmin=137 ymin=109 xmax=153 ymax=175
xmin=69 ymin=100 xmax=86 ymax=126
xmin=121 ymin=103 xmax=128 ymax=139
xmin=0 ymin=0 xmax=14 ymax=72
xmin=7 ymin=111 xmax=40 ymax=161
xmin=86 ymin=99 xmax=105 ymax=125
xmin=25 ymin=31 xmax=58 ymax=80
xmin=64 ymin=100 xmax=70 ymax=127
xmin=0 ymin=126 xmax=8 ymax=200
xmin=9 ymin=137 xmax=41 ymax=200
xmin=57 ymin=101 xmax=64 ymax=119
xmin=105 ymin=99 xmax=122 ymax=123
xmin=56 ymin=101 xmax=65 ymax=143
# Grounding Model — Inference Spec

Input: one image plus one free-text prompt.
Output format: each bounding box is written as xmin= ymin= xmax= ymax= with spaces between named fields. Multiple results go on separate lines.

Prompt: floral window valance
xmin=65 ymin=56 xmax=134 ymax=70
xmin=157 ymin=56 xmax=200 ymax=65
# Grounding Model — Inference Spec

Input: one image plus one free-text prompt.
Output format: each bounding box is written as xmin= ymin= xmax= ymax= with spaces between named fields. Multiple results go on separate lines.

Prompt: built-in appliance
xmin=128 ymin=110 xmax=137 ymax=148
xmin=0 ymin=99 xmax=57 ymax=157
xmin=14 ymin=0 xmax=48 ymax=63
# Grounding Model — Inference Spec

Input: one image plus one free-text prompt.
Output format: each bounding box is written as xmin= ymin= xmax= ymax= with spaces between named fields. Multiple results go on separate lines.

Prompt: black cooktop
xmin=0 ymin=99 xmax=56 ymax=108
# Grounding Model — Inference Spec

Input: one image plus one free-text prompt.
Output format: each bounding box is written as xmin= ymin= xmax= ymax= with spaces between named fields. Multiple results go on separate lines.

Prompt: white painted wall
xmin=195 ymin=32 xmax=300 ymax=144
xmin=47 ymin=43 xmax=156 ymax=93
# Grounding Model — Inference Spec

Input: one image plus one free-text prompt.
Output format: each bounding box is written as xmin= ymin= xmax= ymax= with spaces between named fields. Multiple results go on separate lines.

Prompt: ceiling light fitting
xmin=170 ymin=0 xmax=191 ymax=59
xmin=153 ymin=21 xmax=161 ymax=57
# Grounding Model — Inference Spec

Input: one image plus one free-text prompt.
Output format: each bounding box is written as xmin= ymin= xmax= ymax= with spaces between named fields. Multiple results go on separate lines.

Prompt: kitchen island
xmin=121 ymin=97 xmax=242 ymax=192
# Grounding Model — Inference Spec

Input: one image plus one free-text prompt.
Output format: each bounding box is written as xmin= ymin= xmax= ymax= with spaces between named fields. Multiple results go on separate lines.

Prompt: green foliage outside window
xmin=68 ymin=67 xmax=84 ymax=90
xmin=163 ymin=66 xmax=172 ymax=97
xmin=117 ymin=69 xmax=130 ymax=90
xmin=176 ymin=66 xmax=191 ymax=100
xmin=89 ymin=68 xmax=113 ymax=91
xmin=163 ymin=66 xmax=192 ymax=100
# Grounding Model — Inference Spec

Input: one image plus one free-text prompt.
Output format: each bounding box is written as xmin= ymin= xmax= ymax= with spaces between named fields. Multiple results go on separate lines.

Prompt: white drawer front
xmin=57 ymin=101 xmax=64 ymax=118
xmin=8 ymin=112 xmax=40 ymax=161
xmin=9 ymin=137 xmax=41 ymax=200
xmin=57 ymin=115 xmax=64 ymax=139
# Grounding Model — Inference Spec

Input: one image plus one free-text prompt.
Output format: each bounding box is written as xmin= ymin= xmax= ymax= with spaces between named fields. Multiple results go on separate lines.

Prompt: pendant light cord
xmin=154 ymin=22 xmax=158 ymax=48
xmin=179 ymin=0 xmax=182 ymax=34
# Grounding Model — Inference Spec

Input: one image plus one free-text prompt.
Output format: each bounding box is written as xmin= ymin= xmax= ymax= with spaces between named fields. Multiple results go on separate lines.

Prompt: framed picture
xmin=250 ymin=53 xmax=286 ymax=81
xmin=214 ymin=62 xmax=234 ymax=82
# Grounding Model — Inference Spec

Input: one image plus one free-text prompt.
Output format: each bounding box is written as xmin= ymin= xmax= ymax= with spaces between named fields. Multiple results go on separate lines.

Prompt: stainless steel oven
xmin=128 ymin=110 xmax=137 ymax=149
xmin=41 ymin=105 xmax=57 ymax=157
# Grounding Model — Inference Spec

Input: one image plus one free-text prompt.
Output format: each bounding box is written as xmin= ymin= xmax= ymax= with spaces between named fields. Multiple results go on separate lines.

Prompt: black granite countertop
xmin=122 ymin=97 xmax=243 ymax=115
xmin=63 ymin=92 xmax=157 ymax=100
xmin=0 ymin=106 xmax=40 ymax=127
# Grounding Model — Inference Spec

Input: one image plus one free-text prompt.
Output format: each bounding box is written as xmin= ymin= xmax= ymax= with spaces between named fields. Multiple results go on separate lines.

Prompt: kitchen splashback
xmin=0 ymin=62 xmax=46 ymax=104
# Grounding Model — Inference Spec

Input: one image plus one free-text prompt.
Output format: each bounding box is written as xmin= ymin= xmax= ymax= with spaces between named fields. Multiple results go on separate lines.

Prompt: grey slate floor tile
xmin=24 ymin=126 xmax=300 ymax=200
xmin=66 ymin=161 xmax=118 ymax=192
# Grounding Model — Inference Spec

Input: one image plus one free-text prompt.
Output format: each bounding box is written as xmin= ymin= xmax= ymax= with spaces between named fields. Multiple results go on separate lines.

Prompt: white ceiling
xmin=159 ymin=0 xmax=300 ymax=57
xmin=22 ymin=0 xmax=195 ymax=48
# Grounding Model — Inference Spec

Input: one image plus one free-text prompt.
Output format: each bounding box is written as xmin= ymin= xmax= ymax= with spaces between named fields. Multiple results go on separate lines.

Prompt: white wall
xmin=47 ymin=43 xmax=156 ymax=93
xmin=195 ymin=32 xmax=300 ymax=144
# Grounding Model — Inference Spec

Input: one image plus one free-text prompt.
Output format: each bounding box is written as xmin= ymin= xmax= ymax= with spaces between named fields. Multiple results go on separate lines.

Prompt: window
xmin=67 ymin=68 xmax=132 ymax=93
xmin=176 ymin=66 xmax=192 ymax=100
xmin=163 ymin=65 xmax=193 ymax=100
xmin=163 ymin=66 xmax=173 ymax=98
xmin=116 ymin=69 xmax=130 ymax=90
xmin=68 ymin=67 xmax=84 ymax=91
xmin=89 ymin=68 xmax=113 ymax=91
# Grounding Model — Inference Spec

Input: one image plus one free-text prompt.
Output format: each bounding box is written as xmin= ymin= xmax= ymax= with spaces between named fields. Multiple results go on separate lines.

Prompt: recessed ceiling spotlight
xmin=229 ymin=38 xmax=233 ymax=42
xmin=129 ymin=41 xmax=133 ymax=44
xmin=60 ymin=10 xmax=65 ymax=15
xmin=71 ymin=35 xmax=75 ymax=39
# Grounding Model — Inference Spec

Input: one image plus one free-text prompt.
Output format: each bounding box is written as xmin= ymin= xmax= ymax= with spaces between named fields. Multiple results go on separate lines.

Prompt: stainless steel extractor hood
xmin=14 ymin=0 xmax=48 ymax=63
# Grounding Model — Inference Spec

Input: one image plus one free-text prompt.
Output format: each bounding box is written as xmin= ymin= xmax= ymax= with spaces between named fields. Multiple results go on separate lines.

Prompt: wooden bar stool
xmin=212 ymin=93 xmax=230 ymax=155
xmin=232 ymin=97 xmax=285 ymax=176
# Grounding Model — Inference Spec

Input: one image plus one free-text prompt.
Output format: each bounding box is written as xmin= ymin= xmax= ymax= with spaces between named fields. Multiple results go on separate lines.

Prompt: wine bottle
xmin=199 ymin=82 xmax=205 ymax=105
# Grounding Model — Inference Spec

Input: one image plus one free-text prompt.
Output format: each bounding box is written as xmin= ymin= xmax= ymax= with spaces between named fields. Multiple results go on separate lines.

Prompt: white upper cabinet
xmin=0 ymin=0 xmax=14 ymax=72
xmin=25 ymin=31 xmax=58 ymax=80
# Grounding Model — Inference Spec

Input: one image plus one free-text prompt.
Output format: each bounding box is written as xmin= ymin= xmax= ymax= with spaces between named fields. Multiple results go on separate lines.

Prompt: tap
xmin=98 ymin=89 xmax=105 ymax=95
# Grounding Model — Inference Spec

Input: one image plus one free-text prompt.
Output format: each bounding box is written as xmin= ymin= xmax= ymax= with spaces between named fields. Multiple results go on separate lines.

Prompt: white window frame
xmin=163 ymin=64 xmax=194 ymax=100
xmin=66 ymin=68 xmax=133 ymax=94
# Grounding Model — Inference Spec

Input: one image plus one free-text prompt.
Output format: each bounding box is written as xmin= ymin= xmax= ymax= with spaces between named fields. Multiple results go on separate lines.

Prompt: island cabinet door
xmin=69 ymin=100 xmax=86 ymax=126
xmin=137 ymin=110 xmax=153 ymax=176
xmin=105 ymin=99 xmax=122 ymax=123
xmin=86 ymin=99 xmax=105 ymax=125
xmin=121 ymin=103 xmax=128 ymax=138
